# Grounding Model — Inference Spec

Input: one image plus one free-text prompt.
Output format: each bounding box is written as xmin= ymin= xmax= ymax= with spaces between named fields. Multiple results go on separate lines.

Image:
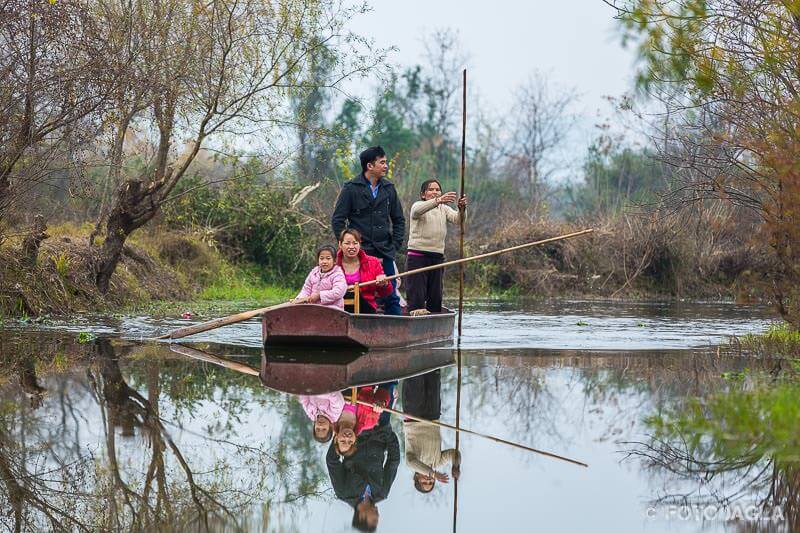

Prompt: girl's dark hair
xmin=316 ymin=244 xmax=337 ymax=260
xmin=419 ymin=179 xmax=442 ymax=199
xmin=338 ymin=228 xmax=362 ymax=243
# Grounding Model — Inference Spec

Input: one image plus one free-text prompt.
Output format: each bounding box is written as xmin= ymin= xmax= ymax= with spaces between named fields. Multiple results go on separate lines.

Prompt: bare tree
xmin=0 ymin=0 xmax=110 ymax=232
xmin=505 ymin=72 xmax=577 ymax=212
xmin=91 ymin=0 xmax=381 ymax=293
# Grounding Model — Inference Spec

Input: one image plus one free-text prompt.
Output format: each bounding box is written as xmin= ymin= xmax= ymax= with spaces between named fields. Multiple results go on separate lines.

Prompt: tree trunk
xmin=21 ymin=215 xmax=48 ymax=267
xmin=94 ymin=179 xmax=161 ymax=294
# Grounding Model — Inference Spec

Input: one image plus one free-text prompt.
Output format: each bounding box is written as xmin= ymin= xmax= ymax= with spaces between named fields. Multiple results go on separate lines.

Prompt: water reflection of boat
xmin=260 ymin=304 xmax=455 ymax=349
xmin=169 ymin=344 xmax=455 ymax=396
xmin=260 ymin=347 xmax=456 ymax=395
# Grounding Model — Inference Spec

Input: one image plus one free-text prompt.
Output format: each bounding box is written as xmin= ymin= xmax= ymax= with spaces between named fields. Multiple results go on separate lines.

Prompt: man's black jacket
xmin=326 ymin=424 xmax=400 ymax=507
xmin=331 ymin=174 xmax=405 ymax=260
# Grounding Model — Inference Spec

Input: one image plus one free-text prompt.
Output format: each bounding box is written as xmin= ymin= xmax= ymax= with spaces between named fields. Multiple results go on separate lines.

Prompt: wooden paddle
xmin=156 ymin=301 xmax=293 ymax=340
xmin=346 ymin=395 xmax=588 ymax=468
xmin=156 ymin=228 xmax=594 ymax=340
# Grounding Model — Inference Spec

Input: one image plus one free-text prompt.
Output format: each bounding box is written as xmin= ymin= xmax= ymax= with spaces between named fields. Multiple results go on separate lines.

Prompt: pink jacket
xmin=296 ymin=265 xmax=347 ymax=309
xmin=299 ymin=392 xmax=345 ymax=423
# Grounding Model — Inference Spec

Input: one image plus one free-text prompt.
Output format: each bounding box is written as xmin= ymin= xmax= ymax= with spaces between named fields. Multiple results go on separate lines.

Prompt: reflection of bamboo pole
xmin=168 ymin=344 xmax=260 ymax=376
xmin=454 ymin=347 xmax=462 ymax=533
xmin=348 ymin=397 xmax=588 ymax=468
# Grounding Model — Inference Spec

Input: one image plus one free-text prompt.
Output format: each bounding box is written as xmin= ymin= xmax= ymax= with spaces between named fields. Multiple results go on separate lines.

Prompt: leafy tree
xmin=613 ymin=0 xmax=800 ymax=327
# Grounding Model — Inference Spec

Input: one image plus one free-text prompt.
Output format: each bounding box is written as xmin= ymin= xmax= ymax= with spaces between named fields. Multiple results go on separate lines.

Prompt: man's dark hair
xmin=352 ymin=508 xmax=378 ymax=532
xmin=360 ymin=146 xmax=386 ymax=172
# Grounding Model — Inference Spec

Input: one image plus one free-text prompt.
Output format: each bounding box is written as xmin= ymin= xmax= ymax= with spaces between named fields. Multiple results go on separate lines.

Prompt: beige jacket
xmin=407 ymin=199 xmax=463 ymax=254
xmin=403 ymin=421 xmax=460 ymax=476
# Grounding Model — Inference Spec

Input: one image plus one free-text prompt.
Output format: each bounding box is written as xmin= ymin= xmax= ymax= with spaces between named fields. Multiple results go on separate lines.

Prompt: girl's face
xmin=339 ymin=235 xmax=360 ymax=259
xmin=318 ymin=250 xmax=335 ymax=272
xmin=337 ymin=427 xmax=356 ymax=453
xmin=422 ymin=181 xmax=442 ymax=201
xmin=314 ymin=415 xmax=333 ymax=440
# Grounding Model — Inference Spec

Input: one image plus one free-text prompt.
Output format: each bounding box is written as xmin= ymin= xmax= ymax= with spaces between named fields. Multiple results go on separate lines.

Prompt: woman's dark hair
xmin=419 ymin=179 xmax=442 ymax=199
xmin=338 ymin=228 xmax=362 ymax=243
xmin=413 ymin=472 xmax=435 ymax=493
xmin=316 ymin=244 xmax=337 ymax=260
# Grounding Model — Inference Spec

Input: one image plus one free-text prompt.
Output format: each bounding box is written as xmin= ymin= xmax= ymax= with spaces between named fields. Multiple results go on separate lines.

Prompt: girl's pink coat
xmin=296 ymin=265 xmax=347 ymax=309
xmin=299 ymin=392 xmax=345 ymax=423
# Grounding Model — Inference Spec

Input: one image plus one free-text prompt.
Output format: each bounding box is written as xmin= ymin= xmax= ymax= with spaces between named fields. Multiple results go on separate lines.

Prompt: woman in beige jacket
xmin=405 ymin=179 xmax=467 ymax=313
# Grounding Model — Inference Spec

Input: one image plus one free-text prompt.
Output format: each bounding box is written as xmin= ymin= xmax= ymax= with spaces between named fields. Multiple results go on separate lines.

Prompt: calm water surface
xmin=0 ymin=300 xmax=787 ymax=532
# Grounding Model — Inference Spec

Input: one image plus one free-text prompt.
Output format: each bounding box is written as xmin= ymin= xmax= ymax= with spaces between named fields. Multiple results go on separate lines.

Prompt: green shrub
xmin=163 ymin=172 xmax=311 ymax=286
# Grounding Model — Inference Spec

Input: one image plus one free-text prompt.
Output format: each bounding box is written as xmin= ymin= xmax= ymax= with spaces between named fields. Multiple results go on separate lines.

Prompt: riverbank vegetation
xmin=0 ymin=2 xmax=797 ymax=333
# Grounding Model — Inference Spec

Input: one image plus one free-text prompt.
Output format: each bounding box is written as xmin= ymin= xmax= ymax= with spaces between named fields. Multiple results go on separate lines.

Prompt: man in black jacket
xmin=331 ymin=146 xmax=405 ymax=315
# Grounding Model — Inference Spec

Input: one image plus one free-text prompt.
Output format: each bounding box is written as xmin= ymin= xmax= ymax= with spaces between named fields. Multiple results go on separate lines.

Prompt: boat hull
xmin=259 ymin=347 xmax=455 ymax=394
xmin=261 ymin=304 xmax=455 ymax=349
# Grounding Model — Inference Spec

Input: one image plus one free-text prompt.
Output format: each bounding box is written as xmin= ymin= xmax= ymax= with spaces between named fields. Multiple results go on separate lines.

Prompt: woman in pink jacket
xmin=292 ymin=245 xmax=347 ymax=308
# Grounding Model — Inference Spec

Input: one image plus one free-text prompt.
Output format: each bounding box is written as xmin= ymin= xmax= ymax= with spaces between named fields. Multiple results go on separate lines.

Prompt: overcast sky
xmin=345 ymin=0 xmax=642 ymax=164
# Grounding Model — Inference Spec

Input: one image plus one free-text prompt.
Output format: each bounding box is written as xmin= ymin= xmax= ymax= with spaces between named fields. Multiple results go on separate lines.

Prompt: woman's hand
xmin=307 ymin=292 xmax=321 ymax=303
xmin=437 ymin=192 xmax=457 ymax=205
xmin=458 ymin=194 xmax=468 ymax=209
xmin=375 ymin=274 xmax=388 ymax=287
xmin=434 ymin=472 xmax=450 ymax=483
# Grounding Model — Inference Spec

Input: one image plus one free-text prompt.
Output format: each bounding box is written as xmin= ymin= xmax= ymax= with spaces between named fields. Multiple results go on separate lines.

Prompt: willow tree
xmin=92 ymin=0 xmax=379 ymax=293
xmin=611 ymin=0 xmax=800 ymax=327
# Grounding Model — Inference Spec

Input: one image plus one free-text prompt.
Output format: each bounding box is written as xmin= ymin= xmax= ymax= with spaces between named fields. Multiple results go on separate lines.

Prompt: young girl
xmin=293 ymin=245 xmax=347 ymax=308
xmin=405 ymin=180 xmax=467 ymax=313
xmin=333 ymin=386 xmax=390 ymax=456
xmin=299 ymin=392 xmax=345 ymax=443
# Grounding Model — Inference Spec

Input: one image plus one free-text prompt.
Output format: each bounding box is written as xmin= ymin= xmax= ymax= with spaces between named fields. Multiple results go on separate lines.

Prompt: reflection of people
xmin=327 ymin=423 xmax=400 ymax=531
xmin=299 ymin=392 xmax=345 ymax=443
xmin=292 ymin=245 xmax=347 ymax=308
xmin=405 ymin=180 xmax=467 ymax=313
xmin=333 ymin=386 xmax=391 ymax=457
xmin=336 ymin=229 xmax=391 ymax=314
xmin=331 ymin=146 xmax=405 ymax=315
xmin=402 ymin=370 xmax=461 ymax=493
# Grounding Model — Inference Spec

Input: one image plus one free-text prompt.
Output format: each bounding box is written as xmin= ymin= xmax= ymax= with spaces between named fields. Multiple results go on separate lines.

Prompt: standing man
xmin=331 ymin=146 xmax=405 ymax=315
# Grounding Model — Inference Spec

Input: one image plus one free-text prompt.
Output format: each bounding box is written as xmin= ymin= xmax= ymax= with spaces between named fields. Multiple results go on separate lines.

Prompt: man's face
xmin=368 ymin=156 xmax=388 ymax=177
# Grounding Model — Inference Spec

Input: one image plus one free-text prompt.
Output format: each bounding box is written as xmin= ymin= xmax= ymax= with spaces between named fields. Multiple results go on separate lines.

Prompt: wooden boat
xmin=169 ymin=343 xmax=455 ymax=395
xmin=260 ymin=346 xmax=455 ymax=394
xmin=260 ymin=303 xmax=455 ymax=350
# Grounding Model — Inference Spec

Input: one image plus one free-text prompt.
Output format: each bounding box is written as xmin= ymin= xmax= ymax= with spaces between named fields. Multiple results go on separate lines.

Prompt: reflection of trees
xmin=626 ymin=379 xmax=800 ymax=532
xmin=0 ymin=334 xmax=340 ymax=531
xmin=88 ymin=338 xmax=243 ymax=530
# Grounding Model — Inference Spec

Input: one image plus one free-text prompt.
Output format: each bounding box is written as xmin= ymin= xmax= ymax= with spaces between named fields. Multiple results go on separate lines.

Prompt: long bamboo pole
xmin=454 ymin=69 xmax=467 ymax=532
xmin=348 ymin=397 xmax=588 ymax=468
xmin=458 ymin=68 xmax=467 ymax=341
xmin=352 ymin=228 xmax=594 ymax=289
